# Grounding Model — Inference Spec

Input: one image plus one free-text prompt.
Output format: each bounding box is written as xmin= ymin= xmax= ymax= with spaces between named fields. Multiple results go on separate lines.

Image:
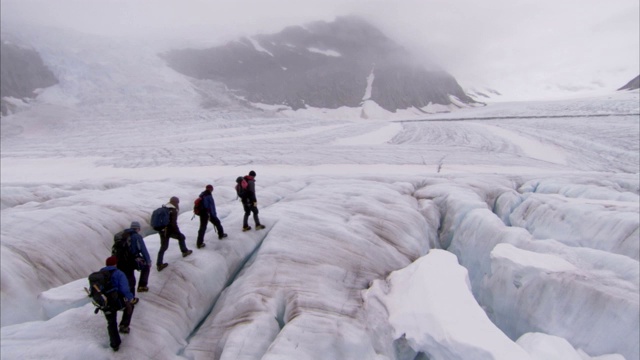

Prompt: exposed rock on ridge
xmin=618 ymin=75 xmax=640 ymax=91
xmin=1 ymin=40 xmax=58 ymax=116
xmin=162 ymin=16 xmax=474 ymax=113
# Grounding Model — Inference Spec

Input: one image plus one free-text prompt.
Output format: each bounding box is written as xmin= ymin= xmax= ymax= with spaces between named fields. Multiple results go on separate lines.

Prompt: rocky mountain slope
xmin=162 ymin=16 xmax=474 ymax=113
xmin=618 ymin=75 xmax=640 ymax=91
xmin=1 ymin=40 xmax=58 ymax=116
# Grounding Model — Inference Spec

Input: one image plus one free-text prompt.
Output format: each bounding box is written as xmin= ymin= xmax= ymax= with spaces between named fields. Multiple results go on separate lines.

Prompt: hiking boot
xmin=112 ymin=345 xmax=120 ymax=352
xmin=242 ymin=226 xmax=252 ymax=231
xmin=119 ymin=326 xmax=130 ymax=334
xmin=157 ymin=263 xmax=169 ymax=272
xmin=218 ymin=233 xmax=228 ymax=240
xmin=197 ymin=243 xmax=206 ymax=249
xmin=255 ymin=224 xmax=266 ymax=230
xmin=182 ymin=250 xmax=193 ymax=258
xmin=137 ymin=286 xmax=149 ymax=292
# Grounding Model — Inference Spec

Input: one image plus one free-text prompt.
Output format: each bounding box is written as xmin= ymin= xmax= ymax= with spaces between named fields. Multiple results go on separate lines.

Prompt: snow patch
xmin=307 ymin=47 xmax=342 ymax=57
xmin=248 ymin=37 xmax=274 ymax=57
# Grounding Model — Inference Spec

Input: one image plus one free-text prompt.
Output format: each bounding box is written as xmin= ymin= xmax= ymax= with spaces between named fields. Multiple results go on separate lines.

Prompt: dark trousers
xmin=122 ymin=266 xmax=150 ymax=295
xmin=123 ymin=269 xmax=136 ymax=296
xmin=104 ymin=304 xmax=134 ymax=349
xmin=157 ymin=229 xmax=188 ymax=265
xmin=137 ymin=265 xmax=150 ymax=288
xmin=242 ymin=202 xmax=261 ymax=228
xmin=197 ymin=213 xmax=224 ymax=244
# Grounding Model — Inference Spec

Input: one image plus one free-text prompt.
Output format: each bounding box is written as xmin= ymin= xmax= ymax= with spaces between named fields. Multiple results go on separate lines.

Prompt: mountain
xmin=161 ymin=16 xmax=475 ymax=114
xmin=618 ymin=75 xmax=640 ymax=91
xmin=0 ymin=40 xmax=58 ymax=116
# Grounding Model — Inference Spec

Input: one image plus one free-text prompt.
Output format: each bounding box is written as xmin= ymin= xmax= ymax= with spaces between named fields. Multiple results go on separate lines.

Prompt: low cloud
xmin=2 ymin=0 xmax=638 ymax=99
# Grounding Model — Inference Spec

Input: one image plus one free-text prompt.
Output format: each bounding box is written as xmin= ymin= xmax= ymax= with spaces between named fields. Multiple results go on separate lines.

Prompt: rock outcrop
xmin=618 ymin=75 xmax=640 ymax=91
xmin=1 ymin=40 xmax=58 ymax=116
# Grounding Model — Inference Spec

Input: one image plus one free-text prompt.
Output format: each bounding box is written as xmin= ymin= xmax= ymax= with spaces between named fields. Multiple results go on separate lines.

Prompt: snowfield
xmin=0 ymin=24 xmax=639 ymax=360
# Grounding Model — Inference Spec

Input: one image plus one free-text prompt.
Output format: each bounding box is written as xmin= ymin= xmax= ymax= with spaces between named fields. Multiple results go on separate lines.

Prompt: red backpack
xmin=193 ymin=196 xmax=204 ymax=215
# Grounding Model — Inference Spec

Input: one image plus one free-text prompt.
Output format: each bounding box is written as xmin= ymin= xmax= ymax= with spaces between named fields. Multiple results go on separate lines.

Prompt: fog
xmin=1 ymin=0 xmax=639 ymax=100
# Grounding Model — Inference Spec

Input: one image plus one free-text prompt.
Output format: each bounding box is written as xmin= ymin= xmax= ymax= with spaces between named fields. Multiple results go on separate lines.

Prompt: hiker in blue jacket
xmin=196 ymin=184 xmax=227 ymax=248
xmin=128 ymin=221 xmax=151 ymax=293
xmin=101 ymin=256 xmax=138 ymax=351
xmin=116 ymin=221 xmax=151 ymax=295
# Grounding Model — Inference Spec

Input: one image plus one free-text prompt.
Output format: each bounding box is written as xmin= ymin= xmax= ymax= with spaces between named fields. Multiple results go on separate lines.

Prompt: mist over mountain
xmin=0 ymin=40 xmax=58 ymax=116
xmin=162 ymin=16 xmax=474 ymax=113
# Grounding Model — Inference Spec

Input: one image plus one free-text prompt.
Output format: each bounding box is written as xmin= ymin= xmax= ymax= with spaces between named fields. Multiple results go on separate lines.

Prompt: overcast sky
xmin=1 ymin=0 xmax=639 ymax=99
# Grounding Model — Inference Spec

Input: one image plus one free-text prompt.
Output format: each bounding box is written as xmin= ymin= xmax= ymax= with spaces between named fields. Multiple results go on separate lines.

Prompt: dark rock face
xmin=1 ymin=40 xmax=58 ymax=115
xmin=618 ymin=75 xmax=639 ymax=91
xmin=162 ymin=16 xmax=473 ymax=112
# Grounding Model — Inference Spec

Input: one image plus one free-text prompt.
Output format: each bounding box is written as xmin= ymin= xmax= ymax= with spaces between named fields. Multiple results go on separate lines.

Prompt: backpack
xmin=150 ymin=205 xmax=170 ymax=231
xmin=111 ymin=230 xmax=134 ymax=269
xmin=235 ymin=176 xmax=248 ymax=198
xmin=193 ymin=196 xmax=204 ymax=216
xmin=86 ymin=269 xmax=122 ymax=314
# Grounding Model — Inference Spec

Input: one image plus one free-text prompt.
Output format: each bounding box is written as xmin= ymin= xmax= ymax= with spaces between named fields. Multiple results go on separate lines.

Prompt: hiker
xmin=101 ymin=256 xmax=138 ymax=352
xmin=241 ymin=170 xmax=265 ymax=231
xmin=115 ymin=222 xmax=151 ymax=295
xmin=127 ymin=221 xmax=151 ymax=293
xmin=196 ymin=184 xmax=227 ymax=248
xmin=156 ymin=196 xmax=192 ymax=271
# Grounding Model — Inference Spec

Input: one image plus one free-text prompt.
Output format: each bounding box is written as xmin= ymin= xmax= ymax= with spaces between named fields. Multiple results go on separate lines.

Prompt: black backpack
xmin=111 ymin=230 xmax=134 ymax=270
xmin=86 ymin=269 xmax=122 ymax=314
xmin=150 ymin=205 xmax=171 ymax=231
xmin=236 ymin=176 xmax=248 ymax=199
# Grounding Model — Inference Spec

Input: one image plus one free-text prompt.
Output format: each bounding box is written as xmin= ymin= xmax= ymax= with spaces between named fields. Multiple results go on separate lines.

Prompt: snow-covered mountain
xmin=162 ymin=16 xmax=475 ymax=115
xmin=0 ymin=19 xmax=475 ymax=122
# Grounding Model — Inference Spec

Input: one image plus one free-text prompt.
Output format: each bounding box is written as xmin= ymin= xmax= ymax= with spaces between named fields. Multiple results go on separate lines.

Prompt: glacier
xmin=0 ymin=22 xmax=639 ymax=360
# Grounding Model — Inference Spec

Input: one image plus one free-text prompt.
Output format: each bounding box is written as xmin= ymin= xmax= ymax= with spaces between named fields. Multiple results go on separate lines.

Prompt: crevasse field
xmin=1 ymin=26 xmax=639 ymax=360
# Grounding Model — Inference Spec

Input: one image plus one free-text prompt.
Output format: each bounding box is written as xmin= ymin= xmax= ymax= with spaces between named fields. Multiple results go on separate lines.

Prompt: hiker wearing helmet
xmin=196 ymin=184 xmax=227 ymax=248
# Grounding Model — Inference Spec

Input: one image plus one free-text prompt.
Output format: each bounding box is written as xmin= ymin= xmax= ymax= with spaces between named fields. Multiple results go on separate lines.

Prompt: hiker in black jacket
xmin=242 ymin=170 xmax=265 ymax=231
xmin=156 ymin=196 xmax=192 ymax=271
xmin=196 ymin=185 xmax=227 ymax=248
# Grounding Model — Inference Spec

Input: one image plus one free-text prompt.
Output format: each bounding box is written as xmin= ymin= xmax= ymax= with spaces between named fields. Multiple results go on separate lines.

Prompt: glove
xmin=253 ymin=202 xmax=257 ymax=207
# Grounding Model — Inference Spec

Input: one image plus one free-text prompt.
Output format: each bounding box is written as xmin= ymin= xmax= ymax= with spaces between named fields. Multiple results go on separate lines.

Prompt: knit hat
xmin=106 ymin=256 xmax=118 ymax=266
xmin=206 ymin=184 xmax=213 ymax=191
xmin=249 ymin=170 xmax=256 ymax=177
xmin=169 ymin=196 xmax=180 ymax=205
xmin=130 ymin=221 xmax=141 ymax=229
